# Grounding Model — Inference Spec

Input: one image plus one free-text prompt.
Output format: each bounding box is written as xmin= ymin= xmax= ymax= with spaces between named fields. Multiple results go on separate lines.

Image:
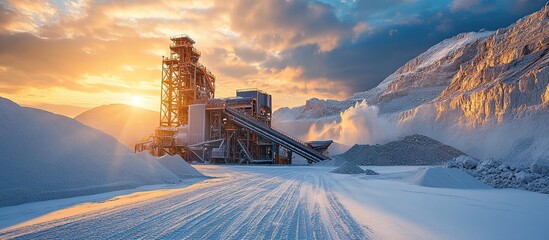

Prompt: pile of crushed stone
xmin=447 ymin=156 xmax=549 ymax=193
xmin=335 ymin=134 xmax=465 ymax=166
xmin=331 ymin=162 xmax=366 ymax=174
xmin=364 ymin=169 xmax=379 ymax=175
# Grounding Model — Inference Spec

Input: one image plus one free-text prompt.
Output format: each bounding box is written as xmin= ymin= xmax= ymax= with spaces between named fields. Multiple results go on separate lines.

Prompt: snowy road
xmin=3 ymin=165 xmax=548 ymax=240
xmin=0 ymin=166 xmax=369 ymax=239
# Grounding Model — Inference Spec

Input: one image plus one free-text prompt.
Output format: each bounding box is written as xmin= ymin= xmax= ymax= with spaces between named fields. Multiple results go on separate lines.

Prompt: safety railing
xmin=271 ymin=126 xmax=308 ymax=146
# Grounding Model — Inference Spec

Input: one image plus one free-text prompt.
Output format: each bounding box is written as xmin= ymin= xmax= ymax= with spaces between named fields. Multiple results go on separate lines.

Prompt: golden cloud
xmin=0 ymin=0 xmax=356 ymax=116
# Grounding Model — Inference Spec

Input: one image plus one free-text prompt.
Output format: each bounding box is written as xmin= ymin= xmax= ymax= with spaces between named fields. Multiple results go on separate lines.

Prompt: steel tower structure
xmin=160 ymin=35 xmax=215 ymax=127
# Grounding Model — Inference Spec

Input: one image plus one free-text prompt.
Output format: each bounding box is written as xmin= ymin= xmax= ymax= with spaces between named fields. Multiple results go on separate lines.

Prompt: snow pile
xmin=405 ymin=167 xmax=491 ymax=189
xmin=331 ymin=162 xmax=366 ymax=174
xmin=136 ymin=151 xmax=204 ymax=178
xmin=336 ymin=134 xmax=465 ymax=166
xmin=0 ymin=97 xmax=202 ymax=207
xmin=154 ymin=154 xmax=204 ymax=178
xmin=315 ymin=155 xmax=346 ymax=167
xmin=447 ymin=156 xmax=549 ymax=193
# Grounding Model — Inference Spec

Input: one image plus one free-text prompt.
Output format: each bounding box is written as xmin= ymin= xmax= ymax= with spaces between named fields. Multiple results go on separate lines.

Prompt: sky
xmin=0 ymin=0 xmax=546 ymax=116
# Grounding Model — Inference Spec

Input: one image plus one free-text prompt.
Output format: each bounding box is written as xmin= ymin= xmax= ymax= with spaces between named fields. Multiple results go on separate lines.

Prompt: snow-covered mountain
xmin=352 ymin=31 xmax=494 ymax=114
xmin=75 ymin=104 xmax=158 ymax=148
xmin=274 ymin=30 xmax=494 ymax=121
xmin=274 ymin=4 xmax=549 ymax=165
xmin=0 ymin=97 xmax=200 ymax=207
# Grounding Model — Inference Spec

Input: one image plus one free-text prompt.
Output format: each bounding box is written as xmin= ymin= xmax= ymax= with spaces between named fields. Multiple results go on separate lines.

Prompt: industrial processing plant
xmin=135 ymin=35 xmax=332 ymax=164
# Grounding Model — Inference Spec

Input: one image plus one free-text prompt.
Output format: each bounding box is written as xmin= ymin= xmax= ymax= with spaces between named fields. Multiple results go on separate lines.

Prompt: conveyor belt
xmin=224 ymin=107 xmax=329 ymax=163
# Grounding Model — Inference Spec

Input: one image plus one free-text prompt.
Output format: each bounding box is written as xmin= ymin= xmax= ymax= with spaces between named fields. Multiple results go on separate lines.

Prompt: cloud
xmin=262 ymin=23 xmax=440 ymax=95
xmin=0 ymin=4 xmax=16 ymax=29
xmin=234 ymin=46 xmax=267 ymax=63
xmin=0 ymin=32 xmax=161 ymax=89
xmin=2 ymin=0 xmax=58 ymax=33
xmin=0 ymin=0 xmax=546 ymax=112
xmin=352 ymin=22 xmax=372 ymax=41
xmin=450 ymin=0 xmax=481 ymax=11
xmin=226 ymin=0 xmax=355 ymax=52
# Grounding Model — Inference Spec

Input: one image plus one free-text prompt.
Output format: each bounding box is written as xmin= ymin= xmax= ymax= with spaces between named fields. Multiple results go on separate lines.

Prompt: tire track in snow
xmin=0 ymin=166 xmax=369 ymax=239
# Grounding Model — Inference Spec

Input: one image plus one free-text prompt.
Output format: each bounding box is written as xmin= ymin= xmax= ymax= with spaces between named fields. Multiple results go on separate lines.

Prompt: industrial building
xmin=135 ymin=35 xmax=331 ymax=164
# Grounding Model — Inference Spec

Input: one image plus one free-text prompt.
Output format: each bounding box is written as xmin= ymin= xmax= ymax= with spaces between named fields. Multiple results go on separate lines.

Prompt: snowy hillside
xmin=0 ymin=97 xmax=201 ymax=207
xmin=75 ymin=104 xmax=158 ymax=148
xmin=274 ymin=5 xmax=549 ymax=167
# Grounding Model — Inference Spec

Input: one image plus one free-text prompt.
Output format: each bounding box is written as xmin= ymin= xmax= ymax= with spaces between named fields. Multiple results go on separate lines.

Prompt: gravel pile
xmin=447 ymin=156 xmax=549 ymax=193
xmin=336 ymin=134 xmax=465 ymax=166
xmin=331 ymin=162 xmax=366 ymax=174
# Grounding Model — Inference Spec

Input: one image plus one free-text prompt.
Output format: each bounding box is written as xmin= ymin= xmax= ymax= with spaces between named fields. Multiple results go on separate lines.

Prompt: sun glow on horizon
xmin=130 ymin=96 xmax=143 ymax=107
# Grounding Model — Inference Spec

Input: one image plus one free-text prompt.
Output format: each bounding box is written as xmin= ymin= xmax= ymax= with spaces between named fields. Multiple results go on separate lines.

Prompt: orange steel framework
xmin=160 ymin=35 xmax=215 ymax=127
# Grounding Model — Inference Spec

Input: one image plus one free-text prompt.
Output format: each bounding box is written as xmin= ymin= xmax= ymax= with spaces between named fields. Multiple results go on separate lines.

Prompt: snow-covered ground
xmin=0 ymin=97 xmax=204 ymax=207
xmin=0 ymin=179 xmax=204 ymax=230
xmin=1 ymin=165 xmax=547 ymax=240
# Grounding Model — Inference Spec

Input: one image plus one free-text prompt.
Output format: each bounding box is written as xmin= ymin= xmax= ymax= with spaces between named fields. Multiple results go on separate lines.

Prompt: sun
xmin=131 ymin=96 xmax=143 ymax=107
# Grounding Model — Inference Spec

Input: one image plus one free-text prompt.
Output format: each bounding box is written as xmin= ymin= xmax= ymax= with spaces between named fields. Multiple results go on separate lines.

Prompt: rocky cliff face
xmin=397 ymin=5 xmax=549 ymax=164
xmin=351 ymin=31 xmax=493 ymax=114
xmin=429 ymin=6 xmax=549 ymax=127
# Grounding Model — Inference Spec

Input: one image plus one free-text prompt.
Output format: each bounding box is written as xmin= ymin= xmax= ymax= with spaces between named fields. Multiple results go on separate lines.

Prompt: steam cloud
xmin=306 ymin=101 xmax=401 ymax=146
